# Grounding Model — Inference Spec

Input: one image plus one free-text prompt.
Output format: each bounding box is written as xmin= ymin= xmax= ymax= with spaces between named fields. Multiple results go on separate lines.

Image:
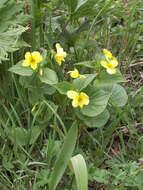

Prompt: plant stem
xmin=30 ymin=0 xmax=36 ymax=50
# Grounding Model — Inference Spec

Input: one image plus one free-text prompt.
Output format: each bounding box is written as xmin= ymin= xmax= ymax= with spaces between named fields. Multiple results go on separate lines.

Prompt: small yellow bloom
xmin=67 ymin=90 xmax=89 ymax=108
xmin=68 ymin=68 xmax=85 ymax=79
xmin=103 ymin=49 xmax=112 ymax=59
xmin=101 ymin=60 xmax=118 ymax=74
xmin=55 ymin=43 xmax=67 ymax=65
xmin=23 ymin=51 xmax=43 ymax=70
xmin=101 ymin=49 xmax=118 ymax=74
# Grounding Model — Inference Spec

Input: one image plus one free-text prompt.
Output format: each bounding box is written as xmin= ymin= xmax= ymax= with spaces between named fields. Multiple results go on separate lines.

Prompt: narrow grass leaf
xmin=49 ymin=122 xmax=78 ymax=190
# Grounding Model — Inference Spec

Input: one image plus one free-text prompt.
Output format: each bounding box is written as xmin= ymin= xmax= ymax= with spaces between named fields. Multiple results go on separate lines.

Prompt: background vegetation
xmin=0 ymin=0 xmax=143 ymax=189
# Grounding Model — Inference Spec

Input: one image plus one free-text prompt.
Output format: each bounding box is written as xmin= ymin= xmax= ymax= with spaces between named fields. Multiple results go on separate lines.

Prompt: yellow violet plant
xmin=67 ymin=90 xmax=89 ymax=108
xmin=9 ymin=46 xmax=127 ymax=128
xmin=23 ymin=51 xmax=43 ymax=70
xmin=100 ymin=49 xmax=118 ymax=74
xmin=55 ymin=43 xmax=67 ymax=65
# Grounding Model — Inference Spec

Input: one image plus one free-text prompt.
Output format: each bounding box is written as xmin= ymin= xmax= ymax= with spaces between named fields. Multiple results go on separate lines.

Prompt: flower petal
xmin=22 ymin=60 xmax=30 ymax=67
xmin=68 ymin=68 xmax=79 ymax=78
xmin=67 ymin=90 xmax=78 ymax=99
xmin=25 ymin=52 xmax=31 ymax=60
xmin=79 ymin=92 xmax=89 ymax=106
xmin=101 ymin=60 xmax=108 ymax=68
xmin=103 ymin=49 xmax=112 ymax=59
xmin=106 ymin=68 xmax=116 ymax=74
xmin=31 ymin=62 xmax=37 ymax=70
xmin=72 ymin=99 xmax=79 ymax=108
xmin=111 ymin=57 xmax=118 ymax=67
xmin=32 ymin=51 xmax=43 ymax=63
xmin=55 ymin=43 xmax=67 ymax=65
xmin=55 ymin=55 xmax=62 ymax=65
xmin=56 ymin=43 xmax=62 ymax=50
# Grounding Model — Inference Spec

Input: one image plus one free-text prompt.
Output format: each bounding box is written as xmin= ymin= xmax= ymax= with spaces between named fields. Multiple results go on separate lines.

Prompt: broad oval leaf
xmin=94 ymin=70 xmax=126 ymax=87
xmin=7 ymin=127 xmax=28 ymax=146
xmin=49 ymin=122 xmax=78 ymax=190
xmin=110 ymin=84 xmax=128 ymax=107
xmin=55 ymin=81 xmax=74 ymax=95
xmin=8 ymin=61 xmax=33 ymax=76
xmin=69 ymin=154 xmax=88 ymax=190
xmin=76 ymin=109 xmax=110 ymax=128
xmin=81 ymin=87 xmax=110 ymax=117
xmin=73 ymin=74 xmax=96 ymax=91
xmin=40 ymin=68 xmax=58 ymax=85
xmin=99 ymin=84 xmax=128 ymax=107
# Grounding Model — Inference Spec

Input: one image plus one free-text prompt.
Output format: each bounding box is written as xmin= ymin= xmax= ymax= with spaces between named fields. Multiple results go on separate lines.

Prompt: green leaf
xmin=49 ymin=122 xmax=78 ymax=190
xmin=19 ymin=75 xmax=36 ymax=88
xmin=81 ymin=87 xmax=110 ymax=117
xmin=94 ymin=70 xmax=126 ymax=87
xmin=73 ymin=74 xmax=96 ymax=91
xmin=8 ymin=127 xmax=28 ymax=146
xmin=76 ymin=109 xmax=110 ymax=128
xmin=29 ymin=126 xmax=42 ymax=145
xmin=7 ymin=126 xmax=42 ymax=146
xmin=2 ymin=157 xmax=14 ymax=171
xmin=110 ymin=84 xmax=128 ymax=107
xmin=74 ymin=60 xmax=96 ymax=69
xmin=75 ymin=0 xmax=88 ymax=12
xmin=40 ymin=68 xmax=58 ymax=85
xmin=0 ymin=0 xmax=28 ymax=63
xmin=74 ymin=0 xmax=96 ymax=18
xmin=93 ymin=169 xmax=109 ymax=184
xmin=32 ymin=101 xmax=57 ymax=125
xmin=69 ymin=154 xmax=88 ymax=190
xmin=9 ymin=61 xmax=33 ymax=76
xmin=40 ymin=84 xmax=56 ymax=95
xmin=63 ymin=0 xmax=78 ymax=13
xmin=55 ymin=81 xmax=74 ymax=95
xmin=19 ymin=76 xmax=56 ymax=95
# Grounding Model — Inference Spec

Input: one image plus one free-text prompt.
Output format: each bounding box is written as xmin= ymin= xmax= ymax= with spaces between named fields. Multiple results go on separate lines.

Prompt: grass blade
xmin=49 ymin=122 xmax=78 ymax=190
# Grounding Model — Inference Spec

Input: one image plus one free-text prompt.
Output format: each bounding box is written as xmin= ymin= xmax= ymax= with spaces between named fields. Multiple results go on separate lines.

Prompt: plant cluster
xmin=0 ymin=0 xmax=143 ymax=190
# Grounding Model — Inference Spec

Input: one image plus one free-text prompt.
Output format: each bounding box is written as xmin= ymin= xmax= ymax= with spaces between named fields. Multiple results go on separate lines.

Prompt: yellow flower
xmin=55 ymin=43 xmax=67 ymax=65
xmin=101 ymin=59 xmax=118 ymax=74
xmin=67 ymin=90 xmax=89 ymax=108
xmin=103 ymin=49 xmax=113 ymax=59
xmin=101 ymin=49 xmax=118 ymax=74
xmin=23 ymin=51 xmax=43 ymax=70
xmin=68 ymin=68 xmax=85 ymax=79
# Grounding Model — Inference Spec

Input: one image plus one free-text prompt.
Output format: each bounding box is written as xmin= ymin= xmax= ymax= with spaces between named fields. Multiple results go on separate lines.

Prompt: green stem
xmin=43 ymin=100 xmax=67 ymax=135
xmin=37 ymin=0 xmax=44 ymax=47
xmin=30 ymin=0 xmax=36 ymax=50
xmin=68 ymin=175 xmax=74 ymax=190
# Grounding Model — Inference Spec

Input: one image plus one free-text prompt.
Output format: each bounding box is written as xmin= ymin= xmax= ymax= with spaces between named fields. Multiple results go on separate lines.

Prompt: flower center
xmin=30 ymin=57 xmax=36 ymax=64
xmin=107 ymin=63 xmax=114 ymax=69
xmin=78 ymin=96 xmax=83 ymax=104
